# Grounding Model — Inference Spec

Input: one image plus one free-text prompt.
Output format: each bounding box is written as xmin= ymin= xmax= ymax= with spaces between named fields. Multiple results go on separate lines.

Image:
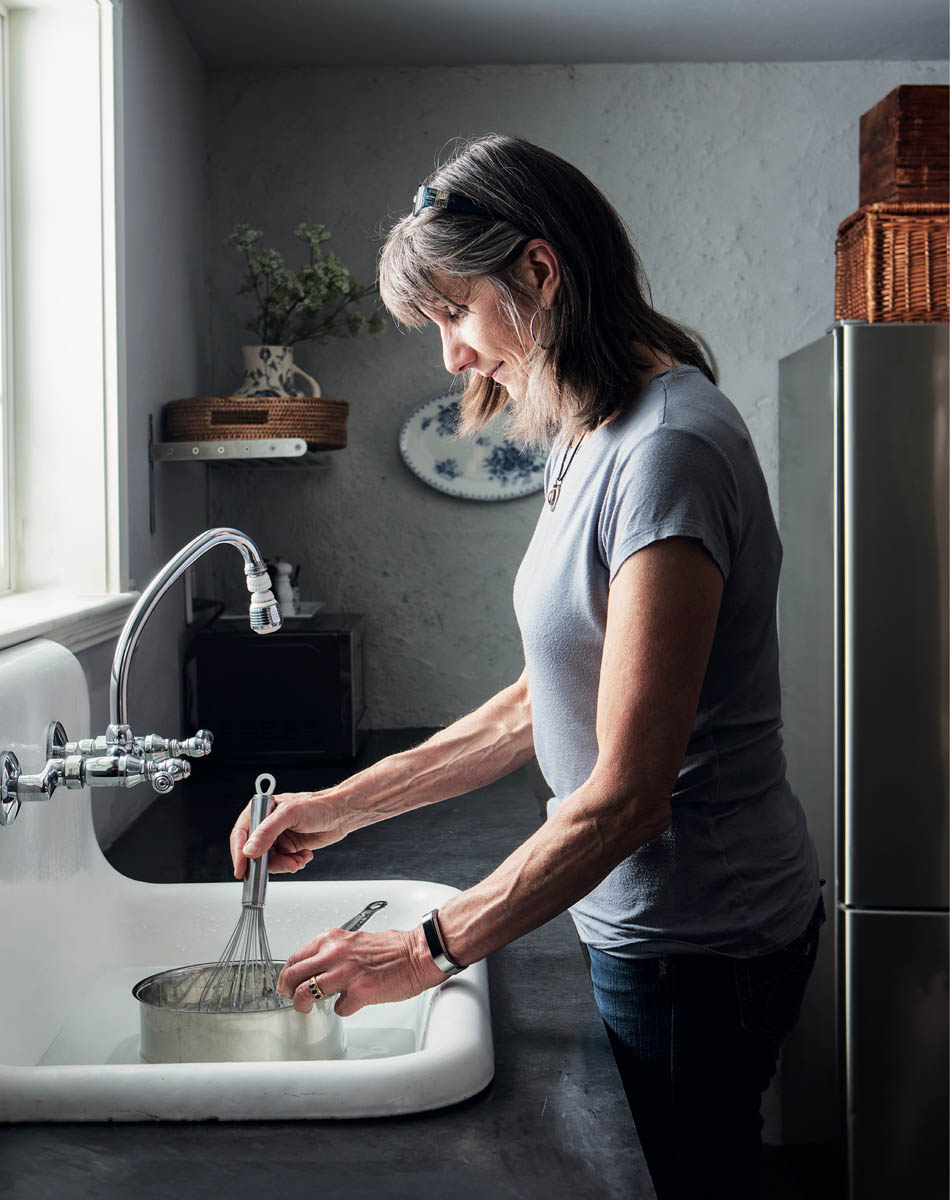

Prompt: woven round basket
xmin=164 ymin=396 xmax=348 ymax=450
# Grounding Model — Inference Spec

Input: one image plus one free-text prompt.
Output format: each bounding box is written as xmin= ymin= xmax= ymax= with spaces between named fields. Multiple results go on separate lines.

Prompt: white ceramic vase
xmin=232 ymin=345 xmax=321 ymax=398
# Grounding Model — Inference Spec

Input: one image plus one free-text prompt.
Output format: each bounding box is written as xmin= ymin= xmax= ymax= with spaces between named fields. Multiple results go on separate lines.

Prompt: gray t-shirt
xmin=513 ymin=365 xmax=820 ymax=957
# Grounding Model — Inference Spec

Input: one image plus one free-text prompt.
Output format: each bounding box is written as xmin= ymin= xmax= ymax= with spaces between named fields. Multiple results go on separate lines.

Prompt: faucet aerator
xmin=250 ymin=599 xmax=282 ymax=633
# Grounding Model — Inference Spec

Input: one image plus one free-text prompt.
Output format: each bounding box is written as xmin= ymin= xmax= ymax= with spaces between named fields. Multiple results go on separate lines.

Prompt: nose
xmin=440 ymin=325 xmax=475 ymax=375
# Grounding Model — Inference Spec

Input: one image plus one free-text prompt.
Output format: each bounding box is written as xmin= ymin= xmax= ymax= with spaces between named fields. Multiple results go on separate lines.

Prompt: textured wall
xmin=204 ymin=60 xmax=947 ymax=727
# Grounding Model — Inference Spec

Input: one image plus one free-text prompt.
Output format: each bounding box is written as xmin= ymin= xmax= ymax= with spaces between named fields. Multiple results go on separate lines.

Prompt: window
xmin=0 ymin=0 xmax=131 ymax=651
xmin=0 ymin=3 xmax=10 ymax=595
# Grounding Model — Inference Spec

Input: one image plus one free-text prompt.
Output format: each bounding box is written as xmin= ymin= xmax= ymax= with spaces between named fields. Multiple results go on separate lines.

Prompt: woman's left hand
xmin=277 ymin=925 xmax=448 ymax=1017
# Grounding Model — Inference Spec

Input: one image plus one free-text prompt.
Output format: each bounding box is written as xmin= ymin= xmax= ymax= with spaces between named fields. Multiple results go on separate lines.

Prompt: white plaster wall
xmin=85 ymin=0 xmax=208 ymax=848
xmin=204 ymin=61 xmax=947 ymax=728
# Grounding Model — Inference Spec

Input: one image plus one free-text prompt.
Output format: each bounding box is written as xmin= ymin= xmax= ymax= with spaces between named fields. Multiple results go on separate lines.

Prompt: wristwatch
xmin=421 ymin=909 xmax=464 ymax=977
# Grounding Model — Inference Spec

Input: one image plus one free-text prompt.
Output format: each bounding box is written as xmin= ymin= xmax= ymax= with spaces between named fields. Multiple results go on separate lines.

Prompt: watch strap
xmin=421 ymin=909 xmax=463 ymax=977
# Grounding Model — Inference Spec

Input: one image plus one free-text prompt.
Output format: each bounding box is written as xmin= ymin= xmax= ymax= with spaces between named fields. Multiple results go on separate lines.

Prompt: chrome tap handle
xmin=134 ymin=729 xmax=213 ymax=759
xmin=147 ymin=756 xmax=191 ymax=795
xmin=0 ymin=752 xmax=65 ymax=814
xmin=174 ymin=729 xmax=214 ymax=758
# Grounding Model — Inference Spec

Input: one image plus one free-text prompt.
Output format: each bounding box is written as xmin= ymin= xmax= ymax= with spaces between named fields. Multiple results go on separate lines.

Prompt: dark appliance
xmin=187 ymin=613 xmax=366 ymax=762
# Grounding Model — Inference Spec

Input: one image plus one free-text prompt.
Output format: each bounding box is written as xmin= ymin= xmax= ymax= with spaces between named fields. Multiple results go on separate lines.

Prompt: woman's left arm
xmin=279 ymin=536 xmax=723 ymax=1014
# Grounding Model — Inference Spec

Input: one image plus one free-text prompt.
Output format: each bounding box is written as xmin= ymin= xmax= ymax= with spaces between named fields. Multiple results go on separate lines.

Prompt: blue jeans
xmin=587 ymin=897 xmax=824 ymax=1200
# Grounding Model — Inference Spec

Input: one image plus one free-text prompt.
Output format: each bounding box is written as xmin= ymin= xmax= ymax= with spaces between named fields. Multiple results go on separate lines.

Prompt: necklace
xmin=546 ymin=434 xmax=585 ymax=511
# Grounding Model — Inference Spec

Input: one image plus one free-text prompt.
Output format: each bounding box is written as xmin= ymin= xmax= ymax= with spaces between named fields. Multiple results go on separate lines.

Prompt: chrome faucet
xmin=0 ymin=527 xmax=281 ymax=827
xmin=111 ymin=526 xmax=281 ymax=724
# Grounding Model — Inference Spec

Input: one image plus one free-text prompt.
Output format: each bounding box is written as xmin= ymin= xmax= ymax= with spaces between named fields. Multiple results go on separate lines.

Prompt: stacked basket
xmin=835 ymin=85 xmax=949 ymax=324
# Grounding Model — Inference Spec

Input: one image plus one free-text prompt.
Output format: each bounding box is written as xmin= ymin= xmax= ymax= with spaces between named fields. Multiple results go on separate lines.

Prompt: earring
xmin=529 ymin=310 xmax=544 ymax=346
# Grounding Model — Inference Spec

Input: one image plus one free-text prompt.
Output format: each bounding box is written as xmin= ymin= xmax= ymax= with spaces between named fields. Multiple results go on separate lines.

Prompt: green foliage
xmin=226 ymin=223 xmax=386 ymax=347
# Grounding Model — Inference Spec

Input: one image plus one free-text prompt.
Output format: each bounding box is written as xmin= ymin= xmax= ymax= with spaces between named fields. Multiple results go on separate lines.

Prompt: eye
xmin=424 ymin=302 xmax=468 ymax=328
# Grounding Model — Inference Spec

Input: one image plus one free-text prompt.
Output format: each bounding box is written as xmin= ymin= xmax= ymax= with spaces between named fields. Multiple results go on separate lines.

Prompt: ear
xmin=517 ymin=239 xmax=561 ymax=309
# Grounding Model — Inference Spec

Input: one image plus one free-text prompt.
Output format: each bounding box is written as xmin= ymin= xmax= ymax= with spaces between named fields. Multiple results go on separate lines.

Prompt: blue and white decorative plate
xmin=399 ymin=393 xmax=548 ymax=501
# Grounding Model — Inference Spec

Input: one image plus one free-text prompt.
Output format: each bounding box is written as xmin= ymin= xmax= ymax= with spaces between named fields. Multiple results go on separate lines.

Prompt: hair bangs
xmin=378 ymin=217 xmax=452 ymax=328
xmin=379 ymin=214 xmax=489 ymax=329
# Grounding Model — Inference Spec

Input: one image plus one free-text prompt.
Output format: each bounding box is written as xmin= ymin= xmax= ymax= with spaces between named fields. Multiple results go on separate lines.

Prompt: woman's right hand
xmin=229 ymin=787 xmax=357 ymax=879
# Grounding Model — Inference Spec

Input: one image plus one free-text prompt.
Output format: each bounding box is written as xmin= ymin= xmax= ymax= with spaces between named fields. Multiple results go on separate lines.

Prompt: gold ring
xmin=308 ymin=975 xmax=325 ymax=1000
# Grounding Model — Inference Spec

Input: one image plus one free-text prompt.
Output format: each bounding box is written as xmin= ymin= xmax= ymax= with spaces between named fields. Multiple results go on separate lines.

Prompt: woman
xmin=230 ymin=134 xmax=822 ymax=1199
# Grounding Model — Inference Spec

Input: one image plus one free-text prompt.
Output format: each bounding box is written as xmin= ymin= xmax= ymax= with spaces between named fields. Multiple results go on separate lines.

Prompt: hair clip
xmin=412 ymin=184 xmax=498 ymax=219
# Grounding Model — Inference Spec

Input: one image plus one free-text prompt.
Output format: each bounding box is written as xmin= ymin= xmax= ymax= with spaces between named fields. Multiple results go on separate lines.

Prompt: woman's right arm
xmin=229 ymin=668 xmax=535 ymax=877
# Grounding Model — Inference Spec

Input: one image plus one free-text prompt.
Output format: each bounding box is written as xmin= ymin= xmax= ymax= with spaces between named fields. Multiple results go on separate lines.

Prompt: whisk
xmin=194 ymin=771 xmax=285 ymax=1012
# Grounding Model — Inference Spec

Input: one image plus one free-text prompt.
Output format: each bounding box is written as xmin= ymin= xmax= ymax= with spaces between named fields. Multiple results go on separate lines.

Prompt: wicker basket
xmin=834 ymin=202 xmax=949 ymax=323
xmin=859 ymin=85 xmax=949 ymax=207
xmin=164 ymin=396 xmax=349 ymax=450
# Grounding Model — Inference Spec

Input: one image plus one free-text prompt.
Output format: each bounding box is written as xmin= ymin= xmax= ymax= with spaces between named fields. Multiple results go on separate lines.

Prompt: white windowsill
xmin=0 ymin=589 xmax=139 ymax=655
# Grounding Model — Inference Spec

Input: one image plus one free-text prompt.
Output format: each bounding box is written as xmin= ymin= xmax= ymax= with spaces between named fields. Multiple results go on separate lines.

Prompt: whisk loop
xmin=195 ymin=771 xmax=286 ymax=1012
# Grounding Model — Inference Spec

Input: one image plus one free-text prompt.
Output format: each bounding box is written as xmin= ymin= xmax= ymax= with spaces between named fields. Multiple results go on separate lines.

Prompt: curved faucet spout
xmin=110 ymin=527 xmax=281 ymax=726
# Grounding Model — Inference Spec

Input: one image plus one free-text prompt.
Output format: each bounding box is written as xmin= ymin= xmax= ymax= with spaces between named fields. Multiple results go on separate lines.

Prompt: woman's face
xmin=426 ymin=276 xmax=530 ymax=401
xmin=423 ymin=239 xmax=561 ymax=404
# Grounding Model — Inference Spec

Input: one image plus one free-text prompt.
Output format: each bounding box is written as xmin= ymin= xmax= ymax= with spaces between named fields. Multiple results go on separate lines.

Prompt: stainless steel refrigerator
xmin=778 ymin=322 xmax=949 ymax=1199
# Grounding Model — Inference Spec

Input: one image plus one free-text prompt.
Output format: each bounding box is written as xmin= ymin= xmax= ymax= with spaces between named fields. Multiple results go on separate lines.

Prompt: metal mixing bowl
xmin=133 ymin=960 xmax=346 ymax=1064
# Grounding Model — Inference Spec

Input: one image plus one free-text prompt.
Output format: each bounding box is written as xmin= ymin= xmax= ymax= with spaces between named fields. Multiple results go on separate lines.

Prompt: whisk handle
xmin=243 ymin=790 xmax=275 ymax=907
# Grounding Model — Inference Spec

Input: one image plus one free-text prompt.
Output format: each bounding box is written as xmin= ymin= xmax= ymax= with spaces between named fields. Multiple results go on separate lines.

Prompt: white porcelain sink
xmin=0 ymin=640 xmax=494 ymax=1121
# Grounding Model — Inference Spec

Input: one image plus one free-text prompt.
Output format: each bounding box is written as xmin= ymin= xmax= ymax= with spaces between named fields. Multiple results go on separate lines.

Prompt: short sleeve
xmin=598 ymin=423 xmax=740 ymax=583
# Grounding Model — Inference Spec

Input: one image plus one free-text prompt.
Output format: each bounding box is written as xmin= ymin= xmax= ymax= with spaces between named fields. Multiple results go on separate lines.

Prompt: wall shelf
xmin=147 ymin=417 xmax=335 ymax=533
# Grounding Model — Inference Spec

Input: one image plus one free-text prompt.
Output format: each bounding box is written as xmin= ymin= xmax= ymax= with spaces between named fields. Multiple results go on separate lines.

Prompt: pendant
xmin=547 ymin=481 xmax=561 ymax=510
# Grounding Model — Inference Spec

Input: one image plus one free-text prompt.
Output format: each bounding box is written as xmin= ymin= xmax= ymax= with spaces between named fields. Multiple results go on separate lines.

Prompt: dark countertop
xmin=0 ymin=732 xmax=655 ymax=1200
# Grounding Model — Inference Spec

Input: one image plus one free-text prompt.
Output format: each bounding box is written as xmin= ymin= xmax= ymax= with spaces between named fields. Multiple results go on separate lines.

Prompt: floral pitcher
xmin=233 ymin=345 xmax=321 ymax=398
